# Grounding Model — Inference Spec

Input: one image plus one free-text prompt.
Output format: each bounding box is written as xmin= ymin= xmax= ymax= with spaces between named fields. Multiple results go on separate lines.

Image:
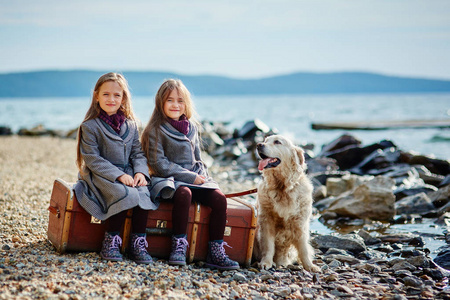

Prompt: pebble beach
xmin=1 ymin=136 xmax=449 ymax=300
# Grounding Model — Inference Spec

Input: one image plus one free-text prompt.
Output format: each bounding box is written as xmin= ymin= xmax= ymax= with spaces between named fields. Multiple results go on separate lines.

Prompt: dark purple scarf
xmin=98 ymin=109 xmax=126 ymax=134
xmin=168 ymin=114 xmax=190 ymax=135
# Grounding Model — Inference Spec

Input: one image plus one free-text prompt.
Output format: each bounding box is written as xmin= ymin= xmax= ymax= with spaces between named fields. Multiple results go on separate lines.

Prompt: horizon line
xmin=1 ymin=68 xmax=450 ymax=82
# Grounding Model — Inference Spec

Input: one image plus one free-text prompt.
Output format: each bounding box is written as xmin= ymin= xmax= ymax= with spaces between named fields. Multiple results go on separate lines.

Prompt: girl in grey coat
xmin=141 ymin=79 xmax=239 ymax=270
xmin=74 ymin=73 xmax=157 ymax=264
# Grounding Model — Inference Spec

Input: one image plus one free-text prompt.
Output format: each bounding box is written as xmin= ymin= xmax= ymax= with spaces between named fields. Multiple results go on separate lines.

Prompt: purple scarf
xmin=168 ymin=114 xmax=190 ymax=135
xmin=98 ymin=109 xmax=126 ymax=134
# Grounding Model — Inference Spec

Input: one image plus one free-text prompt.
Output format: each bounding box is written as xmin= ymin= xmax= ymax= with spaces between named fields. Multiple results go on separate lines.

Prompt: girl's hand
xmin=134 ymin=173 xmax=147 ymax=186
xmin=194 ymin=175 xmax=206 ymax=185
xmin=118 ymin=174 xmax=135 ymax=187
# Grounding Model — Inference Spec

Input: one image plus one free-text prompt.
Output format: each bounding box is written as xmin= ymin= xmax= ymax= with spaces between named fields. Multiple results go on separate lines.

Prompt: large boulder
xmin=400 ymin=152 xmax=450 ymax=176
xmin=319 ymin=134 xmax=362 ymax=155
xmin=324 ymin=176 xmax=396 ymax=220
xmin=320 ymin=138 xmax=396 ymax=171
xmin=348 ymin=147 xmax=401 ymax=175
xmin=325 ymin=174 xmax=372 ymax=197
xmin=311 ymin=234 xmax=367 ymax=254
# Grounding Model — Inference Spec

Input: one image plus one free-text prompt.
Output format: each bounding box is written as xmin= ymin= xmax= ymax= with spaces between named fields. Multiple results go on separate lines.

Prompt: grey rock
xmin=428 ymin=184 xmax=450 ymax=208
xmin=406 ymin=256 xmax=431 ymax=268
xmin=395 ymin=192 xmax=435 ymax=215
xmin=232 ymin=272 xmax=247 ymax=282
xmin=434 ymin=248 xmax=450 ymax=270
xmin=326 ymin=254 xmax=360 ymax=265
xmin=358 ymin=250 xmax=387 ymax=260
xmin=312 ymin=234 xmax=367 ymax=254
xmin=327 ymin=259 xmax=343 ymax=268
xmin=403 ymin=275 xmax=423 ymax=288
xmin=357 ymin=229 xmax=382 ymax=245
xmin=356 ymin=263 xmax=381 ymax=274
xmin=324 ymin=248 xmax=350 ymax=256
xmin=273 ymin=287 xmax=291 ymax=297
xmin=391 ymin=261 xmax=417 ymax=272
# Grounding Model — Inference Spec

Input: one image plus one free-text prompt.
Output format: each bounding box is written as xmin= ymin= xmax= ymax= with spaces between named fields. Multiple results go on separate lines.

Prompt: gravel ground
xmin=1 ymin=136 xmax=449 ymax=300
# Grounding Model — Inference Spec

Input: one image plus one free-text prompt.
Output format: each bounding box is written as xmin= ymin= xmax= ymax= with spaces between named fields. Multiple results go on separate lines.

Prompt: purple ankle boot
xmin=129 ymin=233 xmax=153 ymax=264
xmin=169 ymin=235 xmax=189 ymax=266
xmin=205 ymin=240 xmax=239 ymax=270
xmin=100 ymin=232 xmax=123 ymax=262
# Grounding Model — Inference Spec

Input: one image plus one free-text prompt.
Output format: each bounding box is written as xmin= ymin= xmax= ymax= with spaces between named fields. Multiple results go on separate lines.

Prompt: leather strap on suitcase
xmin=224 ymin=188 xmax=257 ymax=198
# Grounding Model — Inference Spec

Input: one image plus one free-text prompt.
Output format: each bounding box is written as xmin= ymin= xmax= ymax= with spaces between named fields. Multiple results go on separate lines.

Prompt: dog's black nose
xmin=256 ymin=143 xmax=264 ymax=150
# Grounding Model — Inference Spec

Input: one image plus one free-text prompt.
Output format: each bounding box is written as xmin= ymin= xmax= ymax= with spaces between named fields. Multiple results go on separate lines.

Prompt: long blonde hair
xmin=76 ymin=72 xmax=135 ymax=173
xmin=141 ymin=79 xmax=200 ymax=173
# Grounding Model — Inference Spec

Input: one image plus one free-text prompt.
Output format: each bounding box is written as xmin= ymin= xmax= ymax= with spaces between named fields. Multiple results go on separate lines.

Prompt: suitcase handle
xmin=225 ymin=188 xmax=257 ymax=198
xmin=146 ymin=228 xmax=173 ymax=236
xmin=48 ymin=206 xmax=60 ymax=218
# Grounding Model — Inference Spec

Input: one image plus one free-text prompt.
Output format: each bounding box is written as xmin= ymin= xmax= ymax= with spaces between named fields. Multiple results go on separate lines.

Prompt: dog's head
xmin=256 ymin=135 xmax=306 ymax=173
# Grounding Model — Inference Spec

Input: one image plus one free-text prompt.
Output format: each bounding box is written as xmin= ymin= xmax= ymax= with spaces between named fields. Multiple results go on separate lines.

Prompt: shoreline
xmin=1 ymin=136 xmax=449 ymax=299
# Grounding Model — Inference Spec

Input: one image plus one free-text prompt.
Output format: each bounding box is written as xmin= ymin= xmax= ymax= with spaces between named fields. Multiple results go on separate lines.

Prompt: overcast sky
xmin=1 ymin=0 xmax=450 ymax=80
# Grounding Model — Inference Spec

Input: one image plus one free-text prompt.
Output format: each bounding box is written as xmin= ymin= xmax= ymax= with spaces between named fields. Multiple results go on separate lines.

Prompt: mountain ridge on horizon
xmin=1 ymin=69 xmax=450 ymax=97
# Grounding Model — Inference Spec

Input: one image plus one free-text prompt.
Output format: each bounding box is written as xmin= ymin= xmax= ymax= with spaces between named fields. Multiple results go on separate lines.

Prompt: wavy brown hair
xmin=76 ymin=72 xmax=135 ymax=173
xmin=141 ymin=79 xmax=200 ymax=174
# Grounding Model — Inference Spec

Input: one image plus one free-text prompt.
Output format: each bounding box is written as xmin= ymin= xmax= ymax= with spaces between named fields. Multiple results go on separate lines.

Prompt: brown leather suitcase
xmin=47 ymin=179 xmax=257 ymax=267
xmin=47 ymin=179 xmax=131 ymax=253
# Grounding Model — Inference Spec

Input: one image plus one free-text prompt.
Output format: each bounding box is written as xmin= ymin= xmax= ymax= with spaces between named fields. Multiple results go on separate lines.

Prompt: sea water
xmin=1 ymin=93 xmax=449 ymax=158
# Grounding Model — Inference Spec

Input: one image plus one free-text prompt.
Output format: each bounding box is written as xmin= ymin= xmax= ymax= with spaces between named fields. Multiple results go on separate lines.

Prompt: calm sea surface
xmin=1 ymin=93 xmax=449 ymax=257
xmin=1 ymin=93 xmax=449 ymax=158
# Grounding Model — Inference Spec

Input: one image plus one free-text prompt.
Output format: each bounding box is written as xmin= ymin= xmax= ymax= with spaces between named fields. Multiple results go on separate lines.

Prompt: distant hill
xmin=1 ymin=70 xmax=450 ymax=97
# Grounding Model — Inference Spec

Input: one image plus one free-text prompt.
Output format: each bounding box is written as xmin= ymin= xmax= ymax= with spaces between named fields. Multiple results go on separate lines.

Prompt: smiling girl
xmin=74 ymin=72 xmax=157 ymax=264
xmin=141 ymin=79 xmax=239 ymax=270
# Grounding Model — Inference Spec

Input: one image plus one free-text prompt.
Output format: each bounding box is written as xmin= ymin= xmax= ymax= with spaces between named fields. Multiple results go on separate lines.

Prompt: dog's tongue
xmin=258 ymin=158 xmax=271 ymax=171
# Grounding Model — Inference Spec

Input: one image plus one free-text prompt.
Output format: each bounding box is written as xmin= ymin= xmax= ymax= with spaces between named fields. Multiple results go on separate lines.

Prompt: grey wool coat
xmin=146 ymin=121 xmax=219 ymax=201
xmin=74 ymin=118 xmax=158 ymax=221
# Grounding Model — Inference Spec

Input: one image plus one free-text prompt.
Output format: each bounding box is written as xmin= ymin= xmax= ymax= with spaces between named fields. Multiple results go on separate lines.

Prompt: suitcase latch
xmin=90 ymin=216 xmax=102 ymax=224
xmin=156 ymin=220 xmax=167 ymax=228
xmin=224 ymin=226 xmax=232 ymax=237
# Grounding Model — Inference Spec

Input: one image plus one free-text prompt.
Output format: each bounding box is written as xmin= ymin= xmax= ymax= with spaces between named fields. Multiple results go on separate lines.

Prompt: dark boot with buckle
xmin=168 ymin=235 xmax=189 ymax=266
xmin=100 ymin=231 xmax=123 ymax=262
xmin=129 ymin=233 xmax=153 ymax=264
xmin=205 ymin=240 xmax=239 ymax=270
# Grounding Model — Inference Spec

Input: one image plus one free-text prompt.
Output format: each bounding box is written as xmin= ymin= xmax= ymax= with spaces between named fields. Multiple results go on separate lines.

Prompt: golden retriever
xmin=254 ymin=135 xmax=320 ymax=272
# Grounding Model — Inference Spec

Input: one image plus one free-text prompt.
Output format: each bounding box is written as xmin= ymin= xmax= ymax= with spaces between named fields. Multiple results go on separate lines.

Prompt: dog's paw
xmin=274 ymin=258 xmax=289 ymax=268
xmin=305 ymin=264 xmax=321 ymax=273
xmin=258 ymin=259 xmax=274 ymax=270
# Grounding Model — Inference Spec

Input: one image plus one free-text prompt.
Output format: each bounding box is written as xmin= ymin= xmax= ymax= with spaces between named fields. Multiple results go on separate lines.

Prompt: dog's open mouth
xmin=258 ymin=153 xmax=281 ymax=171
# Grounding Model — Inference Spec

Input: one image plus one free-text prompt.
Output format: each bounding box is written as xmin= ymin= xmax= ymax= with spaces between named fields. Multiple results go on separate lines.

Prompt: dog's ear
xmin=295 ymin=146 xmax=306 ymax=170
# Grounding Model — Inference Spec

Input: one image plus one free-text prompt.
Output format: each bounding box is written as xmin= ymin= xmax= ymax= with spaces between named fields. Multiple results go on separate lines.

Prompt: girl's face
xmin=163 ymin=88 xmax=186 ymax=120
xmin=96 ymin=81 xmax=124 ymax=116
